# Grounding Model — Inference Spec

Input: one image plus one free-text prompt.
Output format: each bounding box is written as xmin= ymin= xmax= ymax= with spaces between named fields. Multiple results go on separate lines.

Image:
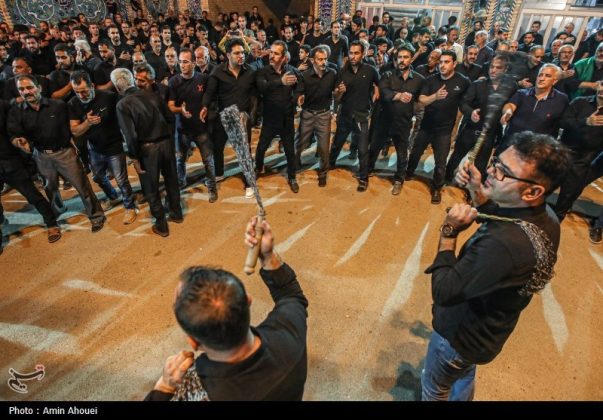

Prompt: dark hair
xmin=396 ymin=42 xmax=416 ymax=56
xmin=299 ymin=44 xmax=311 ymax=54
xmin=15 ymin=74 xmax=38 ymax=87
xmin=174 ymin=267 xmax=250 ymax=351
xmin=98 ymin=40 xmax=114 ymax=50
xmin=225 ymin=37 xmax=245 ymax=53
xmin=133 ymin=63 xmax=156 ymax=80
xmin=310 ymin=45 xmax=329 ymax=58
xmin=53 ymin=43 xmax=73 ymax=54
xmin=69 ymin=70 xmax=92 ymax=86
xmin=440 ymin=49 xmax=457 ymax=62
xmin=491 ymin=53 xmax=510 ymax=69
xmin=349 ymin=39 xmax=365 ymax=53
xmin=507 ymin=132 xmax=572 ymax=193
xmin=179 ymin=47 xmax=194 ymax=60
xmin=271 ymin=39 xmax=288 ymax=54
xmin=374 ymin=37 xmax=389 ymax=46
xmin=376 ymin=24 xmax=388 ymax=35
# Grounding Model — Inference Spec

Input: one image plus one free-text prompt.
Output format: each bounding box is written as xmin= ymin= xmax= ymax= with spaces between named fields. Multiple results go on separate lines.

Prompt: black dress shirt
xmin=7 ymin=97 xmax=72 ymax=150
xmin=337 ymin=62 xmax=380 ymax=118
xmin=256 ymin=64 xmax=300 ymax=124
xmin=116 ymin=87 xmax=171 ymax=159
xmin=379 ymin=68 xmax=424 ymax=121
xmin=201 ymin=62 xmax=256 ymax=113
xmin=455 ymin=62 xmax=482 ymax=82
xmin=426 ymin=202 xmax=560 ymax=364
xmin=296 ymin=66 xmax=337 ymax=111
xmin=561 ymin=95 xmax=603 ymax=151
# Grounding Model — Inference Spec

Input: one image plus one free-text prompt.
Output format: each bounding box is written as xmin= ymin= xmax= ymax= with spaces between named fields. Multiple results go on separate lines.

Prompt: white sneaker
xmin=245 ymin=187 xmax=254 ymax=199
xmin=123 ymin=208 xmax=139 ymax=225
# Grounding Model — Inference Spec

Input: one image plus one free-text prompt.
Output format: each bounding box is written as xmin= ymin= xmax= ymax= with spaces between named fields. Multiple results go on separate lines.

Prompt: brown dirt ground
xmin=1 ymin=127 xmax=602 ymax=401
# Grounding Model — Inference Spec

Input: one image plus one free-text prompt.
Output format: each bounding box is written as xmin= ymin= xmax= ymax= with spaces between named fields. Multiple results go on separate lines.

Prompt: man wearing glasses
xmin=421 ymin=131 xmax=571 ymax=400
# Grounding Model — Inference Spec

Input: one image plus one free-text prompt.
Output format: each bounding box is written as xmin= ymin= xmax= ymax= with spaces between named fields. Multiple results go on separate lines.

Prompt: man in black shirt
xmin=7 ymin=74 xmax=105 ymax=232
xmin=94 ymin=40 xmax=132 ymax=92
xmin=255 ymin=41 xmax=301 ymax=193
xmin=0 ymin=99 xmax=60 ymax=250
xmin=167 ymin=48 xmax=217 ymax=202
xmin=145 ymin=217 xmax=308 ymax=401
xmin=371 ymin=45 xmax=424 ymax=195
xmin=454 ymin=45 xmax=482 ymax=82
xmin=329 ymin=41 xmax=379 ymax=192
xmin=24 ymin=34 xmax=55 ymax=77
xmin=304 ymin=19 xmax=324 ymax=48
xmin=113 ymin=68 xmax=182 ymax=237
xmin=446 ymin=55 xmax=513 ymax=181
xmin=406 ymin=50 xmax=470 ymax=204
xmin=200 ymin=38 xmax=256 ymax=196
xmin=423 ymin=132 xmax=571 ymax=400
xmin=295 ymin=45 xmax=337 ymax=187
xmin=323 ymin=21 xmax=349 ymax=69
xmin=68 ymin=71 xmax=138 ymax=224
xmin=554 ymin=82 xmax=603 ymax=222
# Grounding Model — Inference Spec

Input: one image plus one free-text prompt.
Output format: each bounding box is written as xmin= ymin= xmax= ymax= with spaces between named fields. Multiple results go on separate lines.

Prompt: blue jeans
xmin=176 ymin=132 xmax=216 ymax=189
xmin=421 ymin=331 xmax=476 ymax=401
xmin=89 ymin=148 xmax=135 ymax=209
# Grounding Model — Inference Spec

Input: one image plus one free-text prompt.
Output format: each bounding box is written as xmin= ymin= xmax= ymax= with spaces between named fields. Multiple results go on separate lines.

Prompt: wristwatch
xmin=440 ymin=223 xmax=459 ymax=238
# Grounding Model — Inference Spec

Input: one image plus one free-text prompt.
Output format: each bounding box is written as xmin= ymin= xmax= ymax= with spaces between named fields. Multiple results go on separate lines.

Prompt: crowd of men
xmin=0 ymin=6 xmax=600 ymax=401
xmin=0 ymin=7 xmax=601 ymax=249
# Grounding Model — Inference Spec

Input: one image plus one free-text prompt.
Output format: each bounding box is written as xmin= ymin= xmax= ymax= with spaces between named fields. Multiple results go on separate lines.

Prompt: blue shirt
xmin=507 ymin=88 xmax=569 ymax=137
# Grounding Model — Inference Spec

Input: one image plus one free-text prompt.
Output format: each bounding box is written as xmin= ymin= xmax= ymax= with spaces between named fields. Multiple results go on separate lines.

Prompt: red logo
xmin=197 ymin=84 xmax=205 ymax=93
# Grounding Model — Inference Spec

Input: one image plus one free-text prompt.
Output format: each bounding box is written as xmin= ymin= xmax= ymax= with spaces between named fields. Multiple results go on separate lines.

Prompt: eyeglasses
xmin=489 ymin=156 xmax=540 ymax=185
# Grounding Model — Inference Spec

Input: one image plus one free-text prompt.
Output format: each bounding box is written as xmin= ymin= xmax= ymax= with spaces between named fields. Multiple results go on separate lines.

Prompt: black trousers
xmin=0 ymin=158 xmax=57 ymax=228
xmin=445 ymin=127 xmax=496 ymax=182
xmin=255 ymin=118 xmax=296 ymax=180
xmin=138 ymin=139 xmax=182 ymax=229
xmin=554 ymin=149 xmax=601 ymax=221
xmin=330 ymin=114 xmax=370 ymax=180
xmin=406 ymin=128 xmax=453 ymax=190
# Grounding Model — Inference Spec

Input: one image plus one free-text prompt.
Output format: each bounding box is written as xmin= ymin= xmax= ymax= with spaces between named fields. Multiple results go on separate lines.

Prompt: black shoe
xmin=91 ymin=217 xmax=106 ymax=233
xmin=169 ymin=214 xmax=184 ymax=224
xmin=589 ymin=226 xmax=602 ymax=244
xmin=357 ymin=179 xmax=368 ymax=192
xmin=63 ymin=180 xmax=73 ymax=190
xmin=1 ymin=184 xmax=13 ymax=195
xmin=152 ymin=224 xmax=169 ymax=237
xmin=288 ymin=178 xmax=299 ymax=193
xmin=405 ymin=172 xmax=416 ymax=181
xmin=318 ymin=176 xmax=327 ymax=187
xmin=209 ymin=189 xmax=218 ymax=203
xmin=348 ymin=149 xmax=357 ymax=160
xmin=431 ymin=189 xmax=442 ymax=204
xmin=392 ymin=181 xmax=403 ymax=195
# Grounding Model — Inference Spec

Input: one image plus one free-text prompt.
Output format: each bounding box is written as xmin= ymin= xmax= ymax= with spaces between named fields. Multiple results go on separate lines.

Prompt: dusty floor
xmin=1 ymin=131 xmax=602 ymax=401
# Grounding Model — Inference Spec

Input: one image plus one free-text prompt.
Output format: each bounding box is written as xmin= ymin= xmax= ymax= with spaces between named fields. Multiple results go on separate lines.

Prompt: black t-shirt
xmin=68 ymin=90 xmax=123 ymax=156
xmin=421 ymin=72 xmax=470 ymax=131
xmin=337 ymin=62 xmax=380 ymax=116
xmin=168 ymin=72 xmax=209 ymax=134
